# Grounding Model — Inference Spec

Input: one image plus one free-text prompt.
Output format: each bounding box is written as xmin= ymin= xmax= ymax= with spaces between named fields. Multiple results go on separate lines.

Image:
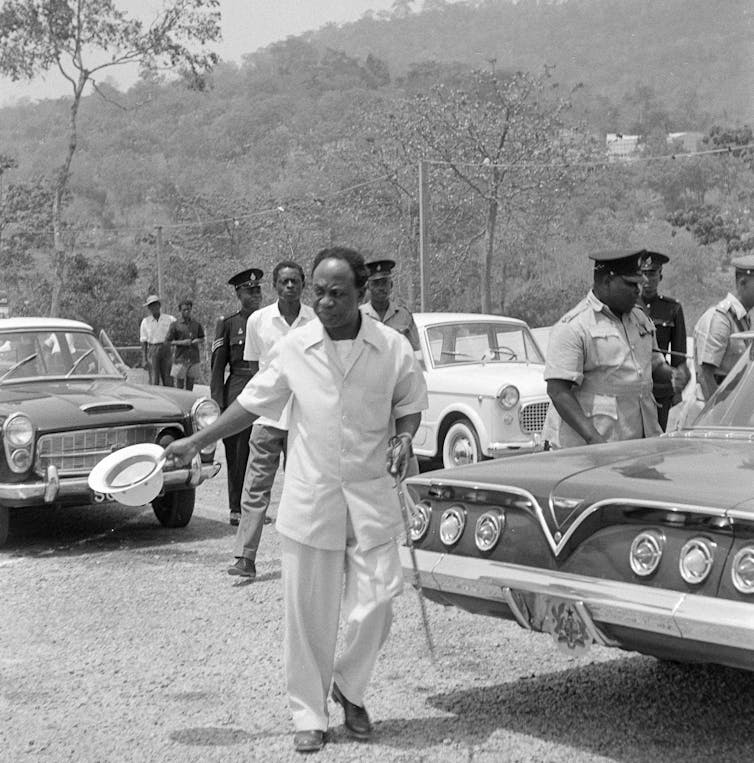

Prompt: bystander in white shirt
xmin=243 ymin=301 xmax=316 ymax=430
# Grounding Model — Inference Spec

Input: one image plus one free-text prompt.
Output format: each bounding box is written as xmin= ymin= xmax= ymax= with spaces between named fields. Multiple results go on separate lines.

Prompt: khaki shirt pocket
xmin=589 ymin=324 xmax=624 ymax=368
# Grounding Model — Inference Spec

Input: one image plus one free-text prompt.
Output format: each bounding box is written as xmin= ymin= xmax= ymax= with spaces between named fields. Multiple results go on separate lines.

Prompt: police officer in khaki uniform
xmin=543 ymin=249 xmax=686 ymax=449
xmin=694 ymin=255 xmax=754 ymax=401
xmin=361 ymin=259 xmax=420 ymax=351
xmin=210 ymin=268 xmax=263 ymax=525
xmin=638 ymin=251 xmax=688 ymax=430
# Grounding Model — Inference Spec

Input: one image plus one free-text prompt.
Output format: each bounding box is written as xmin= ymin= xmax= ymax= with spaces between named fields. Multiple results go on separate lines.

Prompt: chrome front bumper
xmin=0 ymin=459 xmax=221 ymax=506
xmin=400 ymin=547 xmax=754 ymax=652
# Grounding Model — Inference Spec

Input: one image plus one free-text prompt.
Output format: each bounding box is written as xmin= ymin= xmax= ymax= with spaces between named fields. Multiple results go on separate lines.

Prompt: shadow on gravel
xmin=376 ymin=657 xmax=754 ymax=760
xmin=3 ymin=504 xmax=232 ymax=558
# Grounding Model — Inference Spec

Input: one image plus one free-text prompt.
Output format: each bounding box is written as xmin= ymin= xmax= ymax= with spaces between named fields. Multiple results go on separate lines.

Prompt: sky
xmin=0 ymin=0 xmax=417 ymax=105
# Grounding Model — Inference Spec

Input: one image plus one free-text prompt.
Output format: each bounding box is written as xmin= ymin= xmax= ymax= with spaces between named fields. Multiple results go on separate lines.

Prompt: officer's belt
xmin=229 ymin=364 xmax=254 ymax=376
xmin=580 ymin=378 xmax=654 ymax=397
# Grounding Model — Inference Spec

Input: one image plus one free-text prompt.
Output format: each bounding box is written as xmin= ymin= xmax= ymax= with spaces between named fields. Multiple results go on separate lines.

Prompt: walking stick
xmin=389 ymin=436 xmax=436 ymax=663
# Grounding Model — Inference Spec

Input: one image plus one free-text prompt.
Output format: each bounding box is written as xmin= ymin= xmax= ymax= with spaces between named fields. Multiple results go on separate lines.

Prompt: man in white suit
xmin=164 ymin=246 xmax=427 ymax=754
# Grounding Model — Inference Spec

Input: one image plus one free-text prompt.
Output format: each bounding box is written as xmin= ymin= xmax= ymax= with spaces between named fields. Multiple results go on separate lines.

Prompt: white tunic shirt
xmin=236 ymin=316 xmax=428 ymax=551
xmin=243 ymin=301 xmax=316 ymax=429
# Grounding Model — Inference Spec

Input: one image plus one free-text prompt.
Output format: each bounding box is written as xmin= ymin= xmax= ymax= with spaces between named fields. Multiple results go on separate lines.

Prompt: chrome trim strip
xmin=502 ymin=586 xmax=532 ymax=629
xmin=399 ymin=548 xmax=754 ymax=651
xmin=0 ymin=462 xmax=221 ymax=503
xmin=406 ymin=476 xmax=728 ymax=557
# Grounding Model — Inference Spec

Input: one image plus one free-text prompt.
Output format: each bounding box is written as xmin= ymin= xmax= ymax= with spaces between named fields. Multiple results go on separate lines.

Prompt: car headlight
xmin=629 ymin=529 xmax=665 ymax=577
xmin=731 ymin=546 xmax=754 ymax=594
xmin=497 ymin=385 xmax=520 ymax=409
xmin=475 ymin=511 xmax=504 ymax=552
xmin=439 ymin=506 xmax=466 ymax=546
xmin=191 ymin=398 xmax=220 ymax=431
xmin=679 ymin=537 xmax=715 ymax=584
xmin=3 ymin=413 xmax=34 ymax=447
xmin=409 ymin=501 xmax=431 ymax=543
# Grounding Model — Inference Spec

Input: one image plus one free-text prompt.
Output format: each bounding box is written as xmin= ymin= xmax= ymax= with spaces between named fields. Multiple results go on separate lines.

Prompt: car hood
xmin=418 ymin=434 xmax=754 ymax=527
xmin=427 ymin=362 xmax=546 ymax=398
xmin=0 ymin=378 xmax=195 ymax=430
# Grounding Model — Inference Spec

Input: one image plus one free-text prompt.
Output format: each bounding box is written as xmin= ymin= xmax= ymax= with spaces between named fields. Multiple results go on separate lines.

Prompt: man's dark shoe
xmin=331 ymin=682 xmax=372 ymax=740
xmin=229 ymin=510 xmax=241 ymax=526
xmin=293 ymin=729 xmax=326 ymax=753
xmin=227 ymin=558 xmax=256 ymax=579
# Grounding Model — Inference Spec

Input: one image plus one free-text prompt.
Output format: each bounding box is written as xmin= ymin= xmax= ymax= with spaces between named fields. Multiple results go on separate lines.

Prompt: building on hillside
xmin=606 ymin=133 xmax=640 ymax=161
xmin=668 ymin=132 xmax=705 ymax=152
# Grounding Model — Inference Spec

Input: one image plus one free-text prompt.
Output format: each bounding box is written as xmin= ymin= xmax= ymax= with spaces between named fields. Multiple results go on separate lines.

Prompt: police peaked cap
xmin=589 ymin=249 xmax=645 ymax=283
xmin=366 ymin=259 xmax=396 ymax=280
xmin=640 ymin=251 xmax=670 ymax=271
xmin=732 ymin=255 xmax=754 ymax=276
xmin=228 ymin=268 xmax=263 ymax=289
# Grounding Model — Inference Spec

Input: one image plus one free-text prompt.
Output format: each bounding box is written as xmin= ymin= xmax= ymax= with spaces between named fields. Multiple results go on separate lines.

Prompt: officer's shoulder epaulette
xmin=558 ymin=299 xmax=590 ymax=324
xmin=631 ymin=305 xmax=655 ymax=329
xmin=657 ymin=294 xmax=680 ymax=305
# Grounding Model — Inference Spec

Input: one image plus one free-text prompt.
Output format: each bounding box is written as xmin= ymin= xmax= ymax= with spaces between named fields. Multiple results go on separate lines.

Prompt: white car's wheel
xmin=442 ymin=419 xmax=481 ymax=468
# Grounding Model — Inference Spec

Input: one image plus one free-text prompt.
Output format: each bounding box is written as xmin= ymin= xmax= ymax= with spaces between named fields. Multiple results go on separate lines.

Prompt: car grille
xmin=35 ymin=423 xmax=180 ymax=477
xmin=519 ymin=401 xmax=549 ymax=434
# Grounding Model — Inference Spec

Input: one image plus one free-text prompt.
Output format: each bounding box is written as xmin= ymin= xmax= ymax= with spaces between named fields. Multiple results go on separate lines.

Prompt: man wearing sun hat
xmin=638 ymin=251 xmax=688 ymax=430
xmin=693 ymin=254 xmax=754 ymax=401
xmin=139 ymin=295 xmax=175 ymax=386
xmin=542 ymin=248 xmax=687 ymax=449
xmin=210 ymin=268 xmax=263 ymax=525
xmin=361 ymin=259 xmax=420 ymax=351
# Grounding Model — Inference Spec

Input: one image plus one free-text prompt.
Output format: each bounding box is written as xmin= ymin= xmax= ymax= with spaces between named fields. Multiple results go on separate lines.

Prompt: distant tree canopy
xmin=0 ymin=0 xmax=751 ymax=341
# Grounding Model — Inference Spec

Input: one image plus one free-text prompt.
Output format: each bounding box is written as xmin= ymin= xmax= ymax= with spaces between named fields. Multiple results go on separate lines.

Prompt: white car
xmin=411 ymin=313 xmax=549 ymax=468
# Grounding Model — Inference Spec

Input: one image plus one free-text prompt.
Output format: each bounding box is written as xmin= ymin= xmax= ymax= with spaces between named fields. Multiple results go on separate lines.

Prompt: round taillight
xmin=409 ymin=501 xmax=431 ymax=543
xmin=731 ymin=546 xmax=754 ymax=594
xmin=439 ymin=506 xmax=465 ymax=546
xmin=629 ymin=530 xmax=665 ymax=577
xmin=475 ymin=511 xmax=504 ymax=552
xmin=679 ymin=538 xmax=715 ymax=584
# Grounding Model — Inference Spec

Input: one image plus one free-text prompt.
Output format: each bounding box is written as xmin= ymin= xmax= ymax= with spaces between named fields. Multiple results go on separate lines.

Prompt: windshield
xmin=426 ymin=321 xmax=544 ymax=368
xmin=692 ymin=341 xmax=754 ymax=429
xmin=0 ymin=329 xmax=121 ymax=383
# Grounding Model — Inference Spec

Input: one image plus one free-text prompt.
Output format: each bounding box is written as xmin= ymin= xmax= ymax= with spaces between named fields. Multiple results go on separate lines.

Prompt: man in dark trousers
xmin=210 ymin=268 xmax=263 ymax=525
xmin=638 ymin=251 xmax=688 ymax=430
xmin=228 ymin=260 xmax=316 ymax=579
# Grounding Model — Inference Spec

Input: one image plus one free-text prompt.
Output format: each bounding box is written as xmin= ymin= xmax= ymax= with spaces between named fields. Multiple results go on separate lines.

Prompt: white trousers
xmin=281 ymin=524 xmax=403 ymax=731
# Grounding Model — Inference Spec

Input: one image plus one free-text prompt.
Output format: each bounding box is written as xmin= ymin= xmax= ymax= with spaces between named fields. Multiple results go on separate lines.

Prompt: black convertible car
xmin=403 ymin=339 xmax=754 ymax=671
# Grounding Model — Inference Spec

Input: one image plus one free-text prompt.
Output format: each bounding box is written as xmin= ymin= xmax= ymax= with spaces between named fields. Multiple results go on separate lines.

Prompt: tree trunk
xmin=49 ymin=76 xmax=84 ymax=316
xmin=481 ymin=197 xmax=498 ymax=314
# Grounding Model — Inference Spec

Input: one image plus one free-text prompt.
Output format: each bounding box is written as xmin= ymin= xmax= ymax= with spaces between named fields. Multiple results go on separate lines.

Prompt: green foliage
xmin=0 ymin=0 xmax=750 ymax=336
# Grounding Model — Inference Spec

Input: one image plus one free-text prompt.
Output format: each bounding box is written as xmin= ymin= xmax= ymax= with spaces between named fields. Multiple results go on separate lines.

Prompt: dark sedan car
xmin=0 ymin=318 xmax=221 ymax=546
xmin=403 ymin=341 xmax=754 ymax=671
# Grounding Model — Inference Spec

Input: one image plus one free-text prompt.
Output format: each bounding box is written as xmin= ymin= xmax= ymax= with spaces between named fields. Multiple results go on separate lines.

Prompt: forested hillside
xmin=0 ymin=0 xmax=752 ymax=344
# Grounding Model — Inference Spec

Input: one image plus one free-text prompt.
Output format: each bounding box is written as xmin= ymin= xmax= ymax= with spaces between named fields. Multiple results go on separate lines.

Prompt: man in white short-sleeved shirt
xmin=139 ymin=295 xmax=174 ymax=385
xmin=227 ymin=260 xmax=316 ymax=579
xmin=164 ymin=246 xmax=427 ymax=754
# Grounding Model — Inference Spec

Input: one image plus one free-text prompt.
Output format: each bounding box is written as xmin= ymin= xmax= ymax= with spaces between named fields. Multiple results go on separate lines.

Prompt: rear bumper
xmin=0 ymin=460 xmax=221 ymax=506
xmin=400 ymin=547 xmax=754 ymax=653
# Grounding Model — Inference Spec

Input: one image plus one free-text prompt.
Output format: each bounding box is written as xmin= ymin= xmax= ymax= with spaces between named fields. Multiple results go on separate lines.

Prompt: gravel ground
xmin=2 ymin=449 xmax=754 ymax=762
